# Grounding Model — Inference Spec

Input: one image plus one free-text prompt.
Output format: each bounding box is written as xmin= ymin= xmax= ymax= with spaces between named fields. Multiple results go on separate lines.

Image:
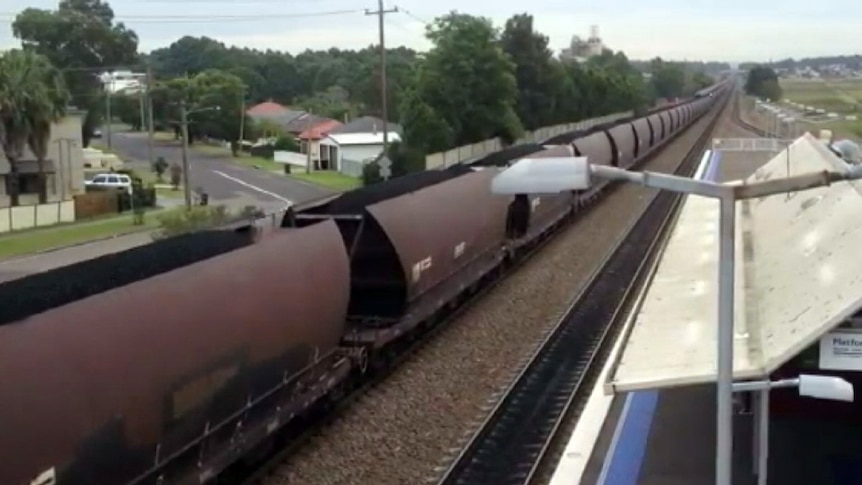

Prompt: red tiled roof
xmin=298 ymin=119 xmax=343 ymax=140
xmin=247 ymin=101 xmax=289 ymax=116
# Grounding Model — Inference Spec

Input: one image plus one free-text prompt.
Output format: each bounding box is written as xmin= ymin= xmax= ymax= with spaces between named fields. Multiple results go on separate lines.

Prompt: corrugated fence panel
xmin=425 ymin=111 xmax=633 ymax=169
xmin=340 ymin=158 xmax=365 ymax=177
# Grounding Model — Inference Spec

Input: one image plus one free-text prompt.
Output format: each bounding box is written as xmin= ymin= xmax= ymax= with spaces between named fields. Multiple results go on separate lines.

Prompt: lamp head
xmin=798 ymin=374 xmax=854 ymax=402
xmin=490 ymin=156 xmax=592 ymax=195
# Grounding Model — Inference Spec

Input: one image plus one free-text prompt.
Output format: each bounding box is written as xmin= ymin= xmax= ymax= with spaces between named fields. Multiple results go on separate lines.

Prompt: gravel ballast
xmin=266 ymin=106 xmax=726 ymax=485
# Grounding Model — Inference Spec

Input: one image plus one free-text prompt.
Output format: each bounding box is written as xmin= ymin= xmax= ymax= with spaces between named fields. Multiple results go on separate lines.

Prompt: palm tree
xmin=0 ymin=49 xmax=69 ymax=205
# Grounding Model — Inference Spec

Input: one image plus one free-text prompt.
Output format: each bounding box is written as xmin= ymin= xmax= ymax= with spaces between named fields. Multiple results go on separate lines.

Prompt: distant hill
xmin=740 ymin=55 xmax=862 ymax=70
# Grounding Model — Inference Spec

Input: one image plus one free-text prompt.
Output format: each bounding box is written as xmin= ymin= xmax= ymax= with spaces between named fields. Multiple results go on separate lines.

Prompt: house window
xmin=18 ymin=174 xmax=42 ymax=194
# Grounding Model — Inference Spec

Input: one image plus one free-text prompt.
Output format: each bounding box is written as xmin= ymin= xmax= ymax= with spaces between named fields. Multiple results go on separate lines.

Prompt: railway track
xmin=236 ymin=94 xmax=729 ymax=485
xmin=434 ymin=91 xmax=731 ymax=485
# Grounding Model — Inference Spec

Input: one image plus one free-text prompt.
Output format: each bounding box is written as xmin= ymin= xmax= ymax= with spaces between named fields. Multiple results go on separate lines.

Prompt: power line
xmin=397 ymin=6 xmax=428 ymax=25
xmin=0 ymin=8 xmax=363 ymax=24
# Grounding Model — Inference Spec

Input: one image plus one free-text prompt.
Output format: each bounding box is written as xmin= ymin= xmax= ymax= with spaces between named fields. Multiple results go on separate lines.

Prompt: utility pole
xmin=146 ymin=65 xmax=155 ymax=167
xmin=366 ymin=0 xmax=398 ymax=152
xmin=105 ymin=77 xmax=113 ymax=149
xmin=180 ymin=101 xmax=192 ymax=208
xmin=239 ymin=90 xmax=246 ymax=146
xmin=305 ymin=109 xmax=313 ymax=174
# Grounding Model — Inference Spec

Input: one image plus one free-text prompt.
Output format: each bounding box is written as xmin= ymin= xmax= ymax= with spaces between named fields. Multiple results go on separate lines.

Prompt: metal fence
xmin=423 ymin=111 xmax=633 ymax=169
xmin=340 ymin=158 xmax=365 ymax=178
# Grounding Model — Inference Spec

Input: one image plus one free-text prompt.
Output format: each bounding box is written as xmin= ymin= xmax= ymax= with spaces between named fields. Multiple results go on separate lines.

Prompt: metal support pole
xmin=366 ymin=0 xmax=398 ymax=153
xmin=757 ymin=388 xmax=769 ymax=485
xmin=138 ymin=91 xmax=146 ymax=133
xmin=716 ymin=194 xmax=736 ymax=485
xmin=146 ymin=66 xmax=155 ymax=167
xmin=752 ymin=391 xmax=760 ymax=476
xmin=180 ymin=102 xmax=192 ymax=208
xmin=105 ymin=80 xmax=113 ymax=149
xmin=239 ymin=92 xmax=246 ymax=145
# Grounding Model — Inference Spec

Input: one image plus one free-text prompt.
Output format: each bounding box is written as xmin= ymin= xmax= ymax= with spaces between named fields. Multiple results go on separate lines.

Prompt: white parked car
xmin=85 ymin=173 xmax=133 ymax=193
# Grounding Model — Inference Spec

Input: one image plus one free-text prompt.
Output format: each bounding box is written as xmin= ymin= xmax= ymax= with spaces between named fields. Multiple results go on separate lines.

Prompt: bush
xmin=152 ymin=204 xmax=264 ymax=240
xmin=361 ymin=162 xmax=383 ymax=186
xmin=250 ymin=144 xmax=275 ymax=160
xmin=152 ymin=157 xmax=169 ymax=181
xmin=274 ymin=135 xmax=300 ymax=152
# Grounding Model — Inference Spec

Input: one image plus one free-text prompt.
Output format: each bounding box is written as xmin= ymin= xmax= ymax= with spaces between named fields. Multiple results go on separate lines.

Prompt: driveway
xmin=109 ymin=132 xmax=332 ymax=205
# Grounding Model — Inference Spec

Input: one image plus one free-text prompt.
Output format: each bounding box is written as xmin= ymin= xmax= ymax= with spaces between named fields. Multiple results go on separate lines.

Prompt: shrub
xmin=151 ymin=204 xmax=264 ymax=240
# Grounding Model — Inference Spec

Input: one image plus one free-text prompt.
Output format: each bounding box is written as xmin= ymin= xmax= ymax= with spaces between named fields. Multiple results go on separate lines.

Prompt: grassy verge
xmin=153 ymin=131 xmax=176 ymax=141
xmin=156 ymin=186 xmax=185 ymax=200
xmin=290 ymin=170 xmax=361 ymax=191
xmin=0 ymin=209 xmax=164 ymax=259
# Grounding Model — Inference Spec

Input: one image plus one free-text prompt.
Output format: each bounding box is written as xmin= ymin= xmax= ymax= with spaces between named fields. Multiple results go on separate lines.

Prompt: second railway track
xmin=256 ymin=95 xmax=731 ymax=485
xmin=435 ymin=92 xmax=730 ymax=485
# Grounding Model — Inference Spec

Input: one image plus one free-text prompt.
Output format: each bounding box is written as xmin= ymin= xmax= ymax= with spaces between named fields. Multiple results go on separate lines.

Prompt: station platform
xmin=550 ymin=134 xmax=862 ymax=485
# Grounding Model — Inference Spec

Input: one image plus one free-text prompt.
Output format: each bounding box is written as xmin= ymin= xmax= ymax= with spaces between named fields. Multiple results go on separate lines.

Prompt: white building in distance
xmin=99 ymin=70 xmax=147 ymax=94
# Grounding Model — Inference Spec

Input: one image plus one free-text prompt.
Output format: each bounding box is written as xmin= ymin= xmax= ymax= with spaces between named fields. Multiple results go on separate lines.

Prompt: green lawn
xmin=775 ymin=79 xmax=862 ymax=139
xmin=290 ymin=170 xmax=361 ymax=191
xmin=188 ymin=143 xmax=361 ymax=190
xmin=781 ymin=78 xmax=862 ymax=114
xmin=156 ymin=186 xmax=185 ymax=200
xmin=0 ymin=210 xmax=163 ymax=259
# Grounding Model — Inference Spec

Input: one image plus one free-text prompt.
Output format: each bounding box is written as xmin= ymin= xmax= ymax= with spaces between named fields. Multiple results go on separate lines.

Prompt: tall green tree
xmin=500 ymin=13 xmax=561 ymax=130
xmin=0 ymin=49 xmax=69 ymax=204
xmin=650 ymin=57 xmax=686 ymax=99
xmin=13 ymin=0 xmax=139 ymax=146
xmin=745 ymin=65 xmax=782 ymax=101
xmin=416 ymin=12 xmax=523 ymax=147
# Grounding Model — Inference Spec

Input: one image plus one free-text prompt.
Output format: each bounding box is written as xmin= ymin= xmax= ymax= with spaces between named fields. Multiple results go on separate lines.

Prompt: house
xmin=245 ymin=101 xmax=306 ymax=136
xmin=321 ymin=116 xmax=402 ymax=175
xmin=282 ymin=113 xmax=336 ymax=136
xmin=328 ymin=116 xmax=402 ymax=136
xmin=322 ymin=131 xmax=402 ymax=176
xmin=297 ymin=119 xmax=343 ymax=170
xmin=246 ymin=100 xmax=290 ymax=119
xmin=0 ymin=110 xmax=86 ymax=231
xmin=1 ymin=110 xmax=86 ymax=208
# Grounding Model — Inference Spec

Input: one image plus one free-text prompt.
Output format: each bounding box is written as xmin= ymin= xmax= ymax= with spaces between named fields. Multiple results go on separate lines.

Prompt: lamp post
xmin=490 ymin=156 xmax=862 ymax=485
xmin=178 ymin=102 xmax=220 ymax=208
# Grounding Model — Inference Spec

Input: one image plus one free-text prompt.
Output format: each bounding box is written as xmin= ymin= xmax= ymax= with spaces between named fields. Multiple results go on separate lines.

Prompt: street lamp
xmin=178 ymin=102 xmax=220 ymax=208
xmin=491 ymin=156 xmax=862 ymax=485
xmin=735 ymin=374 xmax=853 ymax=485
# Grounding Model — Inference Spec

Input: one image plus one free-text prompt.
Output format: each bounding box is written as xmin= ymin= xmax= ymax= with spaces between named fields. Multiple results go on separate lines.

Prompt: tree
xmin=500 ymin=13 xmax=562 ymax=130
xmin=0 ymin=49 xmax=69 ymax=204
xmin=169 ymin=162 xmax=182 ymax=189
xmin=650 ymin=58 xmax=686 ymax=99
xmin=152 ymin=70 xmax=246 ymax=148
xmin=152 ymin=156 xmax=168 ymax=182
xmin=745 ymin=65 xmax=782 ymax=101
xmin=147 ymin=36 xmax=420 ymax=121
xmin=13 ymin=0 xmax=139 ymax=146
xmin=416 ymin=12 xmax=523 ymax=147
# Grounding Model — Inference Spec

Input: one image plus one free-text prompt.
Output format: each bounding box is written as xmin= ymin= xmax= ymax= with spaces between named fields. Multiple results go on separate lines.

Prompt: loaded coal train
xmin=0 ymin=78 xmax=732 ymax=485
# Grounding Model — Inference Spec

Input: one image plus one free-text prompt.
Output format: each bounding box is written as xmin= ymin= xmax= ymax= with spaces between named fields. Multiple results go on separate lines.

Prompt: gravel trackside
xmin=265 ymin=105 xmax=726 ymax=485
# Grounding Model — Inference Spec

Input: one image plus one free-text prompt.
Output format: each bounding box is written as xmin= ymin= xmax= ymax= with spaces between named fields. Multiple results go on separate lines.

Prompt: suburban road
xmin=0 ymin=132 xmax=336 ymax=283
xmin=110 ymin=131 xmax=332 ymax=205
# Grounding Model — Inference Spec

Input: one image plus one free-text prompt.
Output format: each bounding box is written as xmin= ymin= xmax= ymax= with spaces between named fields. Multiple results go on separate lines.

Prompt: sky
xmin=1 ymin=0 xmax=860 ymax=63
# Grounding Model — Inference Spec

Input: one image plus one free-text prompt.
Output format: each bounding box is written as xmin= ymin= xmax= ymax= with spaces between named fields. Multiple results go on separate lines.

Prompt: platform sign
xmin=711 ymin=137 xmax=788 ymax=153
xmin=819 ymin=331 xmax=862 ymax=371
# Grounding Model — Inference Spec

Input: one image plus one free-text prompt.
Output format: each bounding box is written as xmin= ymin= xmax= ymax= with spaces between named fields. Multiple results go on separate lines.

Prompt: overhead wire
xmin=0 ymin=8 xmax=364 ymax=24
xmin=396 ymin=6 xmax=428 ymax=25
